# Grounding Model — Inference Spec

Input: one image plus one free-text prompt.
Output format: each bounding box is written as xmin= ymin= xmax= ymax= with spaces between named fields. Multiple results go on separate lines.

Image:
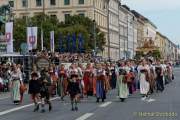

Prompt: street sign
xmin=36 ymin=57 xmax=50 ymax=70
xmin=20 ymin=43 xmax=28 ymax=54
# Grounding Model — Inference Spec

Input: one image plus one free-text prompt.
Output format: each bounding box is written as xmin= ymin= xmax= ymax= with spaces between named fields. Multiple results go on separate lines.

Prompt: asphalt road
xmin=0 ymin=68 xmax=180 ymax=120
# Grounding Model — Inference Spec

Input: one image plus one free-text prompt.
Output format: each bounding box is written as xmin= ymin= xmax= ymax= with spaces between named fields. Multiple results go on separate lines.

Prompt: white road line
xmin=75 ymin=113 xmax=94 ymax=120
xmin=0 ymin=96 xmax=10 ymax=100
xmin=99 ymin=101 xmax=112 ymax=108
xmin=0 ymin=97 xmax=59 ymax=116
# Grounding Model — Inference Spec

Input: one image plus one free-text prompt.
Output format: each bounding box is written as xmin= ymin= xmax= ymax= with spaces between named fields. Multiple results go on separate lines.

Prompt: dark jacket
xmin=29 ymin=79 xmax=41 ymax=94
xmin=67 ymin=81 xmax=80 ymax=97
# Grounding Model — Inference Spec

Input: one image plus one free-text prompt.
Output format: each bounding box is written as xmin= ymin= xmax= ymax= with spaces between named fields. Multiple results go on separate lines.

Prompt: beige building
xmin=108 ymin=0 xmax=120 ymax=60
xmin=155 ymin=32 xmax=166 ymax=59
xmin=131 ymin=10 xmax=144 ymax=48
xmin=2 ymin=0 xmax=109 ymax=58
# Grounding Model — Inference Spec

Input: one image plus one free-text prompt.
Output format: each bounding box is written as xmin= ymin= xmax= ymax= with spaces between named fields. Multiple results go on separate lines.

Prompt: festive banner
xmin=5 ymin=22 xmax=13 ymax=53
xmin=41 ymin=29 xmax=44 ymax=51
xmin=27 ymin=27 xmax=37 ymax=50
xmin=59 ymin=33 xmax=64 ymax=53
xmin=50 ymin=31 xmax=54 ymax=52
xmin=72 ymin=33 xmax=76 ymax=53
xmin=78 ymin=33 xmax=84 ymax=53
xmin=67 ymin=34 xmax=71 ymax=52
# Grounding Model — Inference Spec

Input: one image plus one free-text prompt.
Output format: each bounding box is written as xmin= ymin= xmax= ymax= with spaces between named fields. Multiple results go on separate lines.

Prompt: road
xmin=0 ymin=68 xmax=180 ymax=120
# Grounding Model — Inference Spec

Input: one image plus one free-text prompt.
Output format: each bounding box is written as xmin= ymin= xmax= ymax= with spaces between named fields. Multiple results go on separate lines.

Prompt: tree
xmin=58 ymin=15 xmax=106 ymax=52
xmin=13 ymin=14 xmax=106 ymax=53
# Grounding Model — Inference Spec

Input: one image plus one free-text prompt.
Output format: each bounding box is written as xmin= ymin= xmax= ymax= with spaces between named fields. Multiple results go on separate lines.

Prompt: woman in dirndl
xmin=10 ymin=65 xmax=23 ymax=104
xmin=117 ymin=62 xmax=129 ymax=102
xmin=138 ymin=59 xmax=150 ymax=100
xmin=58 ymin=64 xmax=68 ymax=100
xmin=95 ymin=63 xmax=107 ymax=102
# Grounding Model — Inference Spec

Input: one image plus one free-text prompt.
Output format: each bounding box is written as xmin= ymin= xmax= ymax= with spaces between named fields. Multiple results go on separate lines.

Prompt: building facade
xmin=108 ymin=0 xmax=120 ymax=60
xmin=119 ymin=5 xmax=128 ymax=59
xmin=3 ymin=0 xmax=109 ymax=57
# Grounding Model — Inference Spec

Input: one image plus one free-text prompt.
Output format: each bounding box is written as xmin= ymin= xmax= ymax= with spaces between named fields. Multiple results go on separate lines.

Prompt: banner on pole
xmin=27 ymin=27 xmax=37 ymax=50
xmin=5 ymin=22 xmax=13 ymax=53
xmin=50 ymin=31 xmax=54 ymax=52
xmin=41 ymin=30 xmax=44 ymax=51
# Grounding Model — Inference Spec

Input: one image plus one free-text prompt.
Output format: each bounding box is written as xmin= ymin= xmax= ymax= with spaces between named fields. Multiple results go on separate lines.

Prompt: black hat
xmin=31 ymin=72 xmax=38 ymax=77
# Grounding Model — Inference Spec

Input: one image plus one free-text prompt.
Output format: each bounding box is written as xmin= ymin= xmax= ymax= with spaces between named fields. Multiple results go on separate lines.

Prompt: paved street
xmin=0 ymin=68 xmax=180 ymax=120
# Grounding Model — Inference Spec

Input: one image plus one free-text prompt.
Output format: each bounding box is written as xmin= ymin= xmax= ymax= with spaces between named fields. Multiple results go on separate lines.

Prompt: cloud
xmin=122 ymin=0 xmax=180 ymax=11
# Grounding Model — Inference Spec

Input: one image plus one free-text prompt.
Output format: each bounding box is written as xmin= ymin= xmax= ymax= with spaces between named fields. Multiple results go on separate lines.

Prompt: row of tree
xmin=12 ymin=14 xmax=106 ymax=52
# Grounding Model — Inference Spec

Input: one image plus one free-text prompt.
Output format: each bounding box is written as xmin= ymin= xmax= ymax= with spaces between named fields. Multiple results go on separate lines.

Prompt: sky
xmin=121 ymin=0 xmax=180 ymax=45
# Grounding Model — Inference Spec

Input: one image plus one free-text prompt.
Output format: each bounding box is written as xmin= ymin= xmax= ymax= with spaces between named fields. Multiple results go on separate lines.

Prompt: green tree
xmin=59 ymin=15 xmax=106 ymax=52
xmin=13 ymin=14 xmax=105 ymax=52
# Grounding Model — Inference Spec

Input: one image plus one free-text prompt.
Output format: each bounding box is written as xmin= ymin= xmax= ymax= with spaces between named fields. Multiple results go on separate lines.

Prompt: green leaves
xmin=13 ymin=14 xmax=106 ymax=52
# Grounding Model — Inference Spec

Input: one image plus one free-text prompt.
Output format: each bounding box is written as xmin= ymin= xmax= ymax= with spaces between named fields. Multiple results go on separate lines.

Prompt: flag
xmin=41 ymin=29 xmax=44 ymax=51
xmin=66 ymin=34 xmax=71 ymax=52
xmin=78 ymin=33 xmax=83 ymax=53
xmin=50 ymin=31 xmax=55 ymax=52
xmin=5 ymin=22 xmax=13 ymax=53
xmin=27 ymin=27 xmax=37 ymax=50
xmin=58 ymin=33 xmax=63 ymax=53
xmin=72 ymin=33 xmax=76 ymax=53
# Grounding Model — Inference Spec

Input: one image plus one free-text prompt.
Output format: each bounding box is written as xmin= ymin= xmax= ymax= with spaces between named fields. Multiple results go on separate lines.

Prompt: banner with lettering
xmin=5 ymin=22 xmax=13 ymax=53
xmin=27 ymin=27 xmax=38 ymax=50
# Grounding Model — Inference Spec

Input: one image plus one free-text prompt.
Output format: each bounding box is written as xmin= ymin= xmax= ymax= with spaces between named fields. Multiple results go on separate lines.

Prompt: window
xmin=50 ymin=0 xmax=56 ymax=5
xmin=9 ymin=1 xmax=14 ymax=7
xmin=64 ymin=14 xmax=70 ymax=21
xmin=36 ymin=0 xmax=42 ymax=6
xmin=79 ymin=13 xmax=85 ymax=17
xmin=50 ymin=14 xmax=57 ymax=19
xmin=64 ymin=0 xmax=70 ymax=5
xmin=22 ymin=0 xmax=28 ymax=7
xmin=79 ymin=0 xmax=84 ymax=4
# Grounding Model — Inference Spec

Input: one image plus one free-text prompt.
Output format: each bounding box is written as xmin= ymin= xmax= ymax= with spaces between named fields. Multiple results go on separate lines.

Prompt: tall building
xmin=119 ymin=5 xmax=128 ymax=59
xmin=131 ymin=10 xmax=145 ymax=48
xmin=3 ymin=0 xmax=109 ymax=57
xmin=120 ymin=5 xmax=137 ymax=59
xmin=108 ymin=0 xmax=120 ymax=60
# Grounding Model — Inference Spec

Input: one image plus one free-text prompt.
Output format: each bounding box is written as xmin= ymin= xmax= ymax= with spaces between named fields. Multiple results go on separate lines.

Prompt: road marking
xmin=99 ymin=101 xmax=112 ymax=108
xmin=146 ymin=98 xmax=156 ymax=103
xmin=0 ymin=97 xmax=59 ymax=116
xmin=75 ymin=113 xmax=94 ymax=120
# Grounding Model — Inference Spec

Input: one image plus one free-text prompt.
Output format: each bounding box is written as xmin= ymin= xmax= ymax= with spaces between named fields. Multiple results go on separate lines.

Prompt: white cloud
xmin=122 ymin=0 xmax=180 ymax=11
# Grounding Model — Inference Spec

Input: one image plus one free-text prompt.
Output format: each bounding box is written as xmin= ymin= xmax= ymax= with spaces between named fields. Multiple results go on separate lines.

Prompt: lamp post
xmin=93 ymin=0 xmax=96 ymax=57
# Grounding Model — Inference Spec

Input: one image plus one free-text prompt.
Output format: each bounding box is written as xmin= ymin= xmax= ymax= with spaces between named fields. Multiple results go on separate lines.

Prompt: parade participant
xmin=138 ymin=59 xmax=150 ymax=100
xmin=77 ymin=63 xmax=84 ymax=98
xmin=28 ymin=72 xmax=41 ymax=112
xmin=110 ymin=63 xmax=117 ymax=89
xmin=49 ymin=66 xmax=58 ymax=97
xmin=117 ymin=62 xmax=129 ymax=102
xmin=124 ymin=61 xmax=134 ymax=95
xmin=67 ymin=74 xmax=80 ymax=111
xmin=39 ymin=68 xmax=52 ymax=113
xmin=83 ymin=63 xmax=94 ymax=96
xmin=155 ymin=60 xmax=164 ymax=92
xmin=148 ymin=59 xmax=156 ymax=94
xmin=58 ymin=64 xmax=68 ymax=100
xmin=95 ymin=63 xmax=107 ymax=102
xmin=10 ymin=64 xmax=23 ymax=104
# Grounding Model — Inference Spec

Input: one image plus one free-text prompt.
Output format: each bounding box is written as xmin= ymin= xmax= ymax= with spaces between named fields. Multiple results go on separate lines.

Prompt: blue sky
xmin=122 ymin=0 xmax=180 ymax=45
